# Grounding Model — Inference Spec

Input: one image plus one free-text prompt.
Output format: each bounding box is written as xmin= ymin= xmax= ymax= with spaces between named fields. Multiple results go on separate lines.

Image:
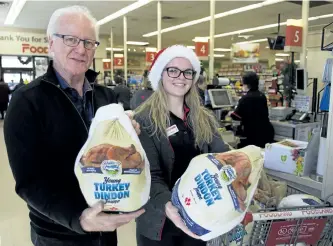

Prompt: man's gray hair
xmin=47 ymin=5 xmax=99 ymax=41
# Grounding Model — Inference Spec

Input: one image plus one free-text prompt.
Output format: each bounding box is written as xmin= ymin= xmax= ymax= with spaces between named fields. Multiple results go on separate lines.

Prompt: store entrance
xmin=3 ymin=69 xmax=33 ymax=90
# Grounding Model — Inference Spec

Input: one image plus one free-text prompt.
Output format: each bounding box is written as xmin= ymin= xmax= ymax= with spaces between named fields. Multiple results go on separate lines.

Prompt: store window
xmin=34 ymin=57 xmax=48 ymax=78
xmin=1 ymin=56 xmax=33 ymax=68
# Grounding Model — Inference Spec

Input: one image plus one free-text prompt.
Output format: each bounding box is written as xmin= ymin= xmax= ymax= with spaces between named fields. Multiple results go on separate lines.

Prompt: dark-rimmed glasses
xmin=164 ymin=67 xmax=196 ymax=80
xmin=53 ymin=34 xmax=100 ymax=50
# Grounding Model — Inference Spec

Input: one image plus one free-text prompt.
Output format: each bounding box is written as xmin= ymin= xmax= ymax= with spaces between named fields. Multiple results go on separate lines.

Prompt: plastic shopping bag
xmin=75 ymin=104 xmax=151 ymax=212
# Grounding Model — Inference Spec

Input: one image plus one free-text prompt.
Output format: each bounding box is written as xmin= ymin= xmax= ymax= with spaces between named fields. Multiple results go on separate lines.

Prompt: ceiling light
xmin=4 ymin=0 xmax=27 ymax=25
xmin=275 ymin=53 xmax=290 ymax=57
xmin=142 ymin=0 xmax=285 ymax=37
xmin=102 ymin=59 xmax=111 ymax=62
xmin=106 ymin=48 xmax=124 ymax=51
xmin=187 ymin=46 xmax=195 ymax=49
xmin=214 ymin=48 xmax=231 ymax=52
xmin=114 ymin=54 xmax=124 ymax=58
xmin=134 ymin=49 xmax=136 ymax=52
xmin=210 ymin=13 xmax=333 ymax=40
xmin=214 ymin=54 xmax=225 ymax=58
xmin=145 ymin=47 xmax=157 ymax=52
xmin=126 ymin=41 xmax=149 ymax=46
xmin=192 ymin=37 xmax=209 ymax=42
xmin=236 ymin=39 xmax=267 ymax=44
xmin=295 ymin=60 xmax=300 ymax=63
xmin=275 ymin=58 xmax=285 ymax=61
xmin=266 ymin=46 xmax=270 ymax=49
xmin=97 ymin=0 xmax=154 ymax=25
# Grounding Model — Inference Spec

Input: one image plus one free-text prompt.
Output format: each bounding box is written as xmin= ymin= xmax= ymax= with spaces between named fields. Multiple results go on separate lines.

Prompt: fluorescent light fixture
xmin=236 ymin=39 xmax=267 ymax=44
xmin=114 ymin=54 xmax=124 ymax=58
xmin=214 ymin=48 xmax=231 ymax=52
xmin=275 ymin=58 xmax=285 ymax=61
xmin=214 ymin=54 xmax=225 ymax=58
xmin=210 ymin=13 xmax=333 ymax=40
xmin=192 ymin=37 xmax=209 ymax=42
xmin=126 ymin=41 xmax=149 ymax=46
xmin=275 ymin=53 xmax=290 ymax=57
xmin=146 ymin=47 xmax=157 ymax=52
xmin=266 ymin=46 xmax=270 ymax=49
xmin=142 ymin=0 xmax=285 ymax=37
xmin=102 ymin=59 xmax=111 ymax=62
xmin=187 ymin=46 xmax=195 ymax=49
xmin=4 ymin=0 xmax=27 ymax=25
xmin=106 ymin=47 xmax=124 ymax=51
xmin=295 ymin=60 xmax=300 ymax=63
xmin=97 ymin=0 xmax=154 ymax=26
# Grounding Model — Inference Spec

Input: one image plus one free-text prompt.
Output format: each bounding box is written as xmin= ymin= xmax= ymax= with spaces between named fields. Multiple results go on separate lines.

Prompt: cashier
xmin=230 ymin=71 xmax=274 ymax=148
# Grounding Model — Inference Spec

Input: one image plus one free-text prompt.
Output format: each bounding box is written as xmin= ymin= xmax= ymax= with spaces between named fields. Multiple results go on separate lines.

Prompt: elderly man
xmin=4 ymin=6 xmax=143 ymax=246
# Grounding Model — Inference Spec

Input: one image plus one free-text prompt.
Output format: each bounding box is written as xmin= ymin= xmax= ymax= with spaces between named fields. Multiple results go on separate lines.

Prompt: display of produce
xmin=75 ymin=104 xmax=151 ymax=212
xmin=171 ymin=146 xmax=263 ymax=241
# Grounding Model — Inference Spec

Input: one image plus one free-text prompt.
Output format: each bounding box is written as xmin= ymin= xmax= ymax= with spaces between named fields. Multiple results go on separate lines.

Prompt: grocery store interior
xmin=2 ymin=0 xmax=333 ymax=245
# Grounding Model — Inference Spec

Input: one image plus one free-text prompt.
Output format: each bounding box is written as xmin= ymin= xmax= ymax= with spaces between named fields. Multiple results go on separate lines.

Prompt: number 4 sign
xmin=195 ymin=42 xmax=209 ymax=60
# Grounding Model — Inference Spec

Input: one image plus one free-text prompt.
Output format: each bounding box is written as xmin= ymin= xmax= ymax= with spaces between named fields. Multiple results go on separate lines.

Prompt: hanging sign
xmin=114 ymin=57 xmax=124 ymax=68
xmin=146 ymin=52 xmax=156 ymax=63
xmin=284 ymin=19 xmax=303 ymax=52
xmin=103 ymin=61 xmax=111 ymax=70
xmin=231 ymin=43 xmax=260 ymax=63
xmin=195 ymin=42 xmax=209 ymax=60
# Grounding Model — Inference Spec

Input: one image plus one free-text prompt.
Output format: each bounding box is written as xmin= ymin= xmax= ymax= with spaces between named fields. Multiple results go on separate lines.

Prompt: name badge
xmin=166 ymin=125 xmax=179 ymax=137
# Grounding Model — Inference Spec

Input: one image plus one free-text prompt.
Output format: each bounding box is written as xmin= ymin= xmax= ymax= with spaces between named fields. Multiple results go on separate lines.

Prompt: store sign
xmin=284 ymin=19 xmax=303 ymax=52
xmin=103 ymin=61 xmax=111 ymax=70
xmin=0 ymin=31 xmax=49 ymax=55
xmin=195 ymin=42 xmax=209 ymax=60
xmin=266 ymin=219 xmax=326 ymax=245
xmin=114 ymin=57 xmax=124 ymax=68
xmin=231 ymin=43 xmax=260 ymax=63
xmin=146 ymin=52 xmax=156 ymax=63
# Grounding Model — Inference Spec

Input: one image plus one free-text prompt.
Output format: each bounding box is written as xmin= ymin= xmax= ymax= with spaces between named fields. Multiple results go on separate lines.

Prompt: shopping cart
xmin=208 ymin=184 xmax=333 ymax=246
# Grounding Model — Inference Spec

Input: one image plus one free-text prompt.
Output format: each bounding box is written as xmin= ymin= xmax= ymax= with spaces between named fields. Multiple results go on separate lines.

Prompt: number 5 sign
xmin=195 ymin=42 xmax=209 ymax=60
xmin=284 ymin=19 xmax=303 ymax=52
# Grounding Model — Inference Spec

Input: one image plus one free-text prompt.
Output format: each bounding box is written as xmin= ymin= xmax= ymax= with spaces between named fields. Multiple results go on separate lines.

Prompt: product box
xmin=264 ymin=140 xmax=310 ymax=176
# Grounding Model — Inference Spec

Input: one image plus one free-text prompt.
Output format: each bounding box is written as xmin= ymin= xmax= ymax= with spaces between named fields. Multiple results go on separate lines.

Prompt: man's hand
xmin=125 ymin=110 xmax=141 ymax=135
xmin=80 ymin=202 xmax=145 ymax=232
xmin=165 ymin=202 xmax=201 ymax=239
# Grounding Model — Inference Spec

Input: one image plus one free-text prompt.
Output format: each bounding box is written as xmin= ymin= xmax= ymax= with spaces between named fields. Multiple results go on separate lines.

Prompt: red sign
xmin=103 ymin=61 xmax=111 ymax=70
xmin=22 ymin=43 xmax=48 ymax=54
xmin=266 ymin=218 xmax=326 ymax=245
xmin=146 ymin=52 xmax=156 ymax=63
xmin=285 ymin=25 xmax=303 ymax=47
xmin=114 ymin=57 xmax=124 ymax=67
xmin=195 ymin=42 xmax=209 ymax=58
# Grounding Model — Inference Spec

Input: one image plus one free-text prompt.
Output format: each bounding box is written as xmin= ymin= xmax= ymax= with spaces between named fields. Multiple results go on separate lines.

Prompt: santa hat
xmin=148 ymin=45 xmax=201 ymax=91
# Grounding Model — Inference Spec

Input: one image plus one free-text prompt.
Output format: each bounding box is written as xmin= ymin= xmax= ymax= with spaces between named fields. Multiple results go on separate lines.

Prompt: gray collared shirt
xmin=55 ymin=71 xmax=93 ymax=127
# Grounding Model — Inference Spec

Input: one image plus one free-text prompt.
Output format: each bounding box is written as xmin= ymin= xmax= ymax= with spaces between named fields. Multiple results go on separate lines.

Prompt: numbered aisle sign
xmin=146 ymin=51 xmax=156 ymax=64
xmin=103 ymin=61 xmax=111 ymax=70
xmin=284 ymin=19 xmax=303 ymax=52
xmin=195 ymin=42 xmax=209 ymax=60
xmin=114 ymin=57 xmax=124 ymax=68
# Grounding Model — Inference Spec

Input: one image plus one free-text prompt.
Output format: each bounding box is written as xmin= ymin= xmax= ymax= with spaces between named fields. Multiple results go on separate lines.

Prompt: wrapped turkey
xmin=171 ymin=146 xmax=263 ymax=241
xmin=75 ymin=104 xmax=151 ymax=212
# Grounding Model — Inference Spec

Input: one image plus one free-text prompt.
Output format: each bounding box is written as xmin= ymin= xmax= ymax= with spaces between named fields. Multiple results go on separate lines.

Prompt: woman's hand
xmin=165 ymin=202 xmax=201 ymax=239
xmin=125 ymin=110 xmax=141 ymax=135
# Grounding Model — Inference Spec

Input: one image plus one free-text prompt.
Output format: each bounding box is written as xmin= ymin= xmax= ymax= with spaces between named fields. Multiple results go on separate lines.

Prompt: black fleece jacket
xmin=4 ymin=63 xmax=117 ymax=239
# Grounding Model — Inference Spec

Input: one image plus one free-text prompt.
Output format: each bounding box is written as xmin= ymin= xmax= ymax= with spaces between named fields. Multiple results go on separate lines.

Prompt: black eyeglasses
xmin=53 ymin=34 xmax=100 ymax=50
xmin=164 ymin=67 xmax=196 ymax=80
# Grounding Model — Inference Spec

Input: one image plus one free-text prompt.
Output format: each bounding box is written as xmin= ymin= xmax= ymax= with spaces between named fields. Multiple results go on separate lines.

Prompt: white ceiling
xmin=1 ymin=0 xmax=333 ymax=49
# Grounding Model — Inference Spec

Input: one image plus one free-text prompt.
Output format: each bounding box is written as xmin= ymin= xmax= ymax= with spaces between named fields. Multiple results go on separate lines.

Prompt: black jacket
xmin=4 ymin=63 xmax=117 ymax=239
xmin=134 ymin=110 xmax=229 ymax=240
xmin=113 ymin=84 xmax=131 ymax=110
xmin=231 ymin=89 xmax=274 ymax=148
xmin=130 ymin=89 xmax=153 ymax=110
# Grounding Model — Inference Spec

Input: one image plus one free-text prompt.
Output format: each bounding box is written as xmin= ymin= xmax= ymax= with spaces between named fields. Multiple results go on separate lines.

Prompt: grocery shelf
xmin=265 ymin=168 xmax=323 ymax=198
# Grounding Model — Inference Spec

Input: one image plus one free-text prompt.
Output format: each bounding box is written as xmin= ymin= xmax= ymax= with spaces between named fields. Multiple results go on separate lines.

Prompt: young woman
xmin=230 ymin=71 xmax=274 ymax=148
xmin=134 ymin=45 xmax=229 ymax=246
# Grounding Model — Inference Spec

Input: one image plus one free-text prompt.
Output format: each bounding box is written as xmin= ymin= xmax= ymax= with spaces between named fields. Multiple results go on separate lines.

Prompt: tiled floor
xmin=0 ymin=120 xmax=137 ymax=246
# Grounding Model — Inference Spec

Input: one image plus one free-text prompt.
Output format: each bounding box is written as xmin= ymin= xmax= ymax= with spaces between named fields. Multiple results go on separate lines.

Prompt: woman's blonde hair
xmin=135 ymin=79 xmax=219 ymax=145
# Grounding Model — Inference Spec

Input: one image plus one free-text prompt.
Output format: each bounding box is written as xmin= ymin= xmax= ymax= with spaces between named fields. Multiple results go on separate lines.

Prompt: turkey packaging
xmin=75 ymin=104 xmax=151 ymax=212
xmin=171 ymin=146 xmax=263 ymax=241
